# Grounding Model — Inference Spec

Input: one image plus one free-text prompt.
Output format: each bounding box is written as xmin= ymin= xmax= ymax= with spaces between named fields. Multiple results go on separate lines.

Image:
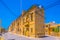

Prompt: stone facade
xmin=9 ymin=5 xmax=45 ymax=38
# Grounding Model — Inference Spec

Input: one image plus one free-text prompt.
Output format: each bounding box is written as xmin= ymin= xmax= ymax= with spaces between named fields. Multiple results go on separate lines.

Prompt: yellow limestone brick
xmin=9 ymin=5 xmax=45 ymax=38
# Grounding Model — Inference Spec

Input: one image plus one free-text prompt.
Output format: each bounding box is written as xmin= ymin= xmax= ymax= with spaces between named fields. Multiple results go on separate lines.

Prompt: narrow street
xmin=0 ymin=32 xmax=60 ymax=40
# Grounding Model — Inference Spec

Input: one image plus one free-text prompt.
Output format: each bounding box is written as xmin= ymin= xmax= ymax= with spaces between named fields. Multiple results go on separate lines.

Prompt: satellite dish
xmin=53 ymin=21 xmax=55 ymax=23
xmin=39 ymin=5 xmax=43 ymax=8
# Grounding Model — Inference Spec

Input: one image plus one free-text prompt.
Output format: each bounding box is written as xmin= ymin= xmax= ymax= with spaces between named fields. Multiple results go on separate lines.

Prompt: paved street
xmin=0 ymin=32 xmax=60 ymax=40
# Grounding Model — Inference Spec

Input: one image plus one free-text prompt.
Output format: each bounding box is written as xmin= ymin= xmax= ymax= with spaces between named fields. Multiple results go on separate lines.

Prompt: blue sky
xmin=0 ymin=0 xmax=60 ymax=29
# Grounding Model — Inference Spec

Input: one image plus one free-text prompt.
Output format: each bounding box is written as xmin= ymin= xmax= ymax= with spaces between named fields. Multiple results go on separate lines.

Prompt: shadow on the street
xmin=39 ymin=36 xmax=48 ymax=38
xmin=8 ymin=39 xmax=15 ymax=40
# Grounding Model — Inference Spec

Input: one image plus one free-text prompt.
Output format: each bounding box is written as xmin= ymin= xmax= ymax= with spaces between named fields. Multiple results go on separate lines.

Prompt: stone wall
xmin=50 ymin=31 xmax=60 ymax=37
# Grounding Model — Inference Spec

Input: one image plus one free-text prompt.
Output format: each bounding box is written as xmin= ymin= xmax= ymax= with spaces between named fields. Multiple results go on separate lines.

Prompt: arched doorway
xmin=25 ymin=25 xmax=30 ymax=37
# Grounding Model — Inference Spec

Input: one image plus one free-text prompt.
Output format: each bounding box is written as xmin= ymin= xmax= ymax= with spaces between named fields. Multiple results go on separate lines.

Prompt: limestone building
xmin=45 ymin=22 xmax=56 ymax=35
xmin=9 ymin=5 xmax=45 ymax=38
xmin=45 ymin=22 xmax=60 ymax=37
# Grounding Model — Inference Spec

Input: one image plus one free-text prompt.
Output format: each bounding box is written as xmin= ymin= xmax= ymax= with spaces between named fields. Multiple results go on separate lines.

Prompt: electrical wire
xmin=0 ymin=0 xmax=18 ymax=17
xmin=45 ymin=0 xmax=60 ymax=10
xmin=0 ymin=0 xmax=60 ymax=17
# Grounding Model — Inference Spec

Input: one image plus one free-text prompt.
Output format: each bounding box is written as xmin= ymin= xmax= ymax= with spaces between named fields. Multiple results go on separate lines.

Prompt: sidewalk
xmin=1 ymin=32 xmax=60 ymax=40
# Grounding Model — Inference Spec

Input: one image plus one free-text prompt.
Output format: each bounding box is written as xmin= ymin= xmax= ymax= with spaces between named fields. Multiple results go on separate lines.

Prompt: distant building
xmin=0 ymin=27 xmax=6 ymax=33
xmin=9 ymin=5 xmax=45 ymax=38
xmin=45 ymin=21 xmax=56 ymax=35
xmin=45 ymin=22 xmax=60 ymax=37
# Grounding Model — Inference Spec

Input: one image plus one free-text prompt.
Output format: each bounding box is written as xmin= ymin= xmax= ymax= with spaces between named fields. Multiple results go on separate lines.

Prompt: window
xmin=19 ymin=19 xmax=21 ymax=25
xmin=17 ymin=27 xmax=19 ymax=31
xmin=23 ymin=17 xmax=27 ymax=23
xmin=23 ymin=18 xmax=24 ymax=24
xmin=16 ymin=22 xmax=20 ymax=32
xmin=31 ymin=28 xmax=33 ymax=32
xmin=52 ymin=28 xmax=54 ymax=31
xmin=18 ymin=22 xmax=19 ymax=26
xmin=46 ymin=25 xmax=48 ymax=27
xmin=23 ymin=28 xmax=24 ymax=35
xmin=26 ymin=27 xmax=29 ymax=31
xmin=11 ymin=24 xmax=14 ymax=31
xmin=26 ymin=15 xmax=29 ymax=22
xmin=11 ymin=27 xmax=13 ymax=31
xmin=25 ymin=25 xmax=29 ymax=31
xmin=30 ymin=13 xmax=33 ymax=21
xmin=25 ymin=17 xmax=26 ymax=22
xmin=57 ymin=26 xmax=60 ymax=32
